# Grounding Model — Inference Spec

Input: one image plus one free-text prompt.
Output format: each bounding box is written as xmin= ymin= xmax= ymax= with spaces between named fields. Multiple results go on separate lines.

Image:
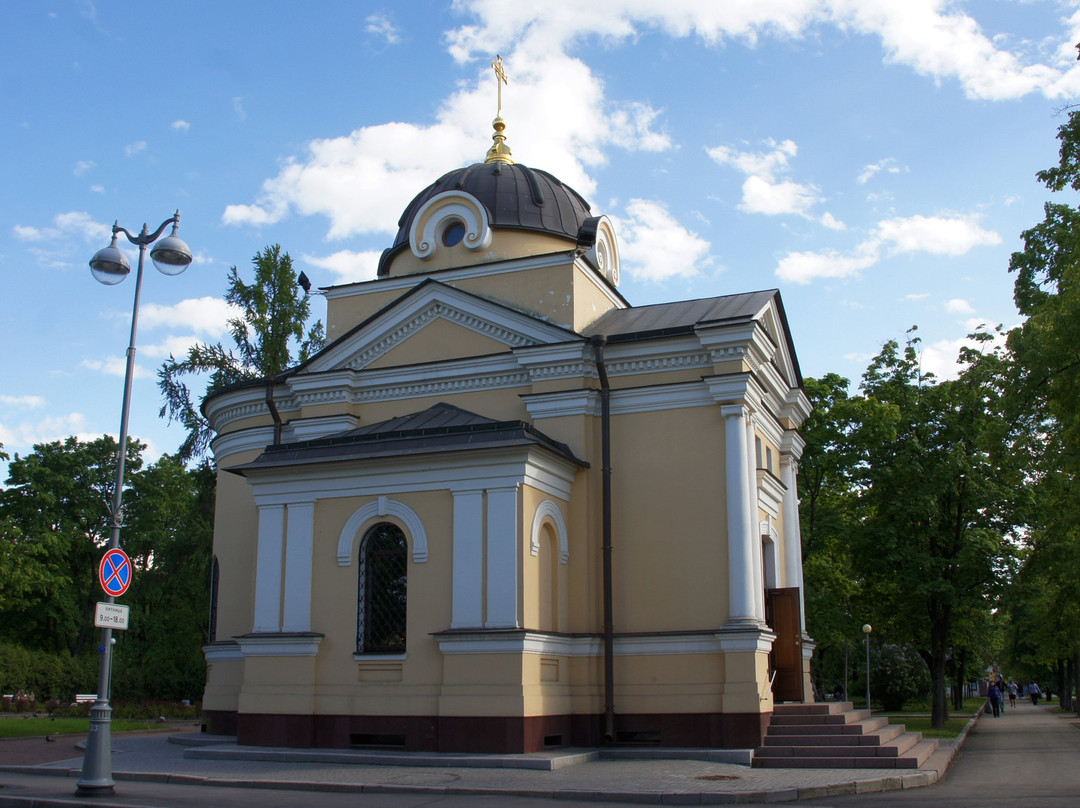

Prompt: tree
xmin=1001 ymin=108 xmax=1080 ymax=713
xmin=0 ymin=436 xmax=141 ymax=656
xmin=0 ymin=439 xmax=216 ymax=700
xmin=798 ymin=374 xmax=882 ymax=697
xmin=853 ymin=330 xmax=1020 ymax=728
xmin=158 ymin=244 xmax=325 ymax=460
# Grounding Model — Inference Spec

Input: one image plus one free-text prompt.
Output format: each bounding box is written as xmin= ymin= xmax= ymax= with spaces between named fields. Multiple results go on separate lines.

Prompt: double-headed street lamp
xmin=76 ymin=212 xmax=192 ymax=797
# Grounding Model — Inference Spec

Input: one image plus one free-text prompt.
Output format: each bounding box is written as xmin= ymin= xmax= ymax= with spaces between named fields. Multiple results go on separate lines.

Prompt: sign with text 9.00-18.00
xmin=94 ymin=601 xmax=130 ymax=630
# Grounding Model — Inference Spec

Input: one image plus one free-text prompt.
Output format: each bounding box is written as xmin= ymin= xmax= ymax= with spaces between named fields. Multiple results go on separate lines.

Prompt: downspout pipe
xmin=591 ymin=335 xmax=615 ymax=744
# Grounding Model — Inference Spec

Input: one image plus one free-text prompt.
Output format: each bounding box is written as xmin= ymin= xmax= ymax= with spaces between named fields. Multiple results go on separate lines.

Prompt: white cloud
xmin=448 ymin=0 xmax=1080 ymax=101
xmin=777 ymin=213 xmax=1001 ymax=284
xmin=820 ymin=212 xmax=846 ymax=230
xmin=140 ymin=334 xmax=211 ymax=361
xmin=13 ymin=211 xmax=110 ymax=244
xmin=776 ymin=248 xmax=879 ymax=284
xmin=81 ymin=356 xmax=152 ymax=380
xmin=0 ymin=412 xmax=92 ymax=452
xmin=905 ymin=292 xmax=931 ymax=301
xmin=0 ymin=395 xmax=46 ymax=409
xmin=876 ymin=214 xmax=1001 ymax=255
xmin=707 ymin=139 xmax=798 ymax=182
xmin=916 ymin=328 xmax=1008 ymax=381
xmin=366 ymin=13 xmax=401 ymax=45
xmin=945 ymin=298 xmax=975 ymax=315
xmin=740 ymin=175 xmax=821 ymax=217
xmin=223 ymin=52 xmax=669 ymax=238
xmin=615 ymin=198 xmax=711 ymax=281
xmin=233 ymin=97 xmax=247 ymax=122
xmin=302 ymin=250 xmax=383 ymax=284
xmin=708 ymin=139 xmax=823 ymax=218
xmin=124 ymin=141 xmax=147 ymax=157
xmin=857 ymin=158 xmax=902 ymax=184
xmin=172 ymin=119 xmax=191 ymax=132
xmin=139 ymin=297 xmax=237 ymax=337
xmin=74 ymin=160 xmax=95 ymax=176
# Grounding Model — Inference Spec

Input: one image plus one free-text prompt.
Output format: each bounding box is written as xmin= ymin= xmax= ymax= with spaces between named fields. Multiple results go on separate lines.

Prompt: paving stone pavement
xmin=0 ymin=713 xmax=977 ymax=806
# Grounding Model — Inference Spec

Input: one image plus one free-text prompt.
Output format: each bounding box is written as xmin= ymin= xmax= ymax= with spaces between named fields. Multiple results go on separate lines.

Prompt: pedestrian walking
xmin=1007 ymin=680 xmax=1017 ymax=708
xmin=1028 ymin=681 xmax=1042 ymax=706
xmin=988 ymin=680 xmax=1002 ymax=717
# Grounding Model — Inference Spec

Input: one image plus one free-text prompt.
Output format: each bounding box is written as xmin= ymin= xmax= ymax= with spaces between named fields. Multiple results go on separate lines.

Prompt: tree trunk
xmin=952 ymin=653 xmax=966 ymax=711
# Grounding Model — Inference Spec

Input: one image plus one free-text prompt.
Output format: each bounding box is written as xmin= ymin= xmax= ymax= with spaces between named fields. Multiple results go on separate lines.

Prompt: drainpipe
xmin=264 ymin=376 xmax=283 ymax=445
xmin=591 ymin=335 xmax=615 ymax=744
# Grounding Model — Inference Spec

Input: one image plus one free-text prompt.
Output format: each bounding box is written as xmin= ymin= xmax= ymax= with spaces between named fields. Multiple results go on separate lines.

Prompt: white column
xmin=451 ymin=489 xmax=484 ymax=629
xmin=485 ymin=486 xmax=520 ymax=628
xmin=252 ymin=504 xmax=285 ymax=633
xmin=780 ymin=454 xmax=808 ymax=633
xmin=746 ymin=415 xmax=765 ymax=622
xmin=281 ymin=501 xmax=315 ymax=633
xmin=722 ymin=405 xmax=759 ymax=627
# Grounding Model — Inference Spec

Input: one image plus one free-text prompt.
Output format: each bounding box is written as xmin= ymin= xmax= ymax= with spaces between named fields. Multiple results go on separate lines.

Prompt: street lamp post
xmin=76 ymin=212 xmax=192 ymax=797
xmin=862 ymin=624 xmax=873 ymax=712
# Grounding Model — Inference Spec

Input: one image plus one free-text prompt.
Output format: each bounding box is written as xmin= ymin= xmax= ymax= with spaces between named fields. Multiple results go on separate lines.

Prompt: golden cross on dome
xmin=492 ymin=54 xmax=508 ymax=116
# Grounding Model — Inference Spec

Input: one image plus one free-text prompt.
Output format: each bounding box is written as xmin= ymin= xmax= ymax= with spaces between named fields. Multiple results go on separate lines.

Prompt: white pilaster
xmin=451 ymin=489 xmax=484 ymax=629
xmin=252 ymin=504 xmax=285 ymax=633
xmin=780 ymin=450 xmax=808 ymax=633
xmin=746 ymin=415 xmax=765 ymax=622
xmin=281 ymin=501 xmax=315 ymax=633
xmin=722 ymin=405 xmax=760 ymax=627
xmin=485 ymin=486 xmax=520 ymax=628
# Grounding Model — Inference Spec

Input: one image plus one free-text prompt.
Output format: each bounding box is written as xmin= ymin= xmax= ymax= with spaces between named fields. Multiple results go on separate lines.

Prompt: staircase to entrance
xmin=753 ymin=702 xmax=938 ymax=769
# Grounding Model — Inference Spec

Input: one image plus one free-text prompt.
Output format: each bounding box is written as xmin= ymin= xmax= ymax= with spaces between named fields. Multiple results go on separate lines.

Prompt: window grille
xmin=357 ymin=523 xmax=407 ymax=653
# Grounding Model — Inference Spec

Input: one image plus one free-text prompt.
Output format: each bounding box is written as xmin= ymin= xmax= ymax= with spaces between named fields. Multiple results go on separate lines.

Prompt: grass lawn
xmin=0 ymin=717 xmax=163 ymax=738
xmin=879 ymin=696 xmax=984 ymax=716
xmin=887 ymin=715 xmax=972 ymax=739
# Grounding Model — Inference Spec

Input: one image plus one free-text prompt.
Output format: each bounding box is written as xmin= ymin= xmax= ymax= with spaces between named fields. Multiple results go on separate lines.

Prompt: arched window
xmin=357 ymin=523 xmax=407 ymax=654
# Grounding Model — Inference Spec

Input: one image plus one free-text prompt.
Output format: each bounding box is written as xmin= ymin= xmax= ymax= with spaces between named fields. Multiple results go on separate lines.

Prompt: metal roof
xmin=230 ymin=403 xmax=588 ymax=474
xmin=582 ymin=290 xmax=778 ymax=340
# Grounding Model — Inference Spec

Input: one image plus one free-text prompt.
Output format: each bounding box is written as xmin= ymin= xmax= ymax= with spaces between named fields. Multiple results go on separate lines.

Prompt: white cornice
xmin=212 ymin=426 xmax=275 ymax=464
xmin=202 ymin=641 xmax=243 ymax=662
xmin=434 ymin=630 xmax=769 ymax=657
xmin=244 ymin=445 xmax=580 ymax=505
xmin=756 ymin=469 xmax=787 ymax=519
xmin=235 ymin=633 xmax=324 ymax=657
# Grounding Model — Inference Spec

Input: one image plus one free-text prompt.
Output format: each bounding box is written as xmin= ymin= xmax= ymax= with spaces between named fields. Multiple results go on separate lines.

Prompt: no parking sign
xmin=98 ymin=548 xmax=132 ymax=598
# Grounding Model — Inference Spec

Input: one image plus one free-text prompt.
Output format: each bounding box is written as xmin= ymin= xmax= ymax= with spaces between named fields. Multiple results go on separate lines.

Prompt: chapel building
xmin=201 ymin=95 xmax=814 ymax=753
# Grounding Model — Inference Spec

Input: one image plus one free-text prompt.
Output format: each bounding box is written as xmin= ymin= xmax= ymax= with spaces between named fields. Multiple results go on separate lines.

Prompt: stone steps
xmin=753 ymin=703 xmax=938 ymax=769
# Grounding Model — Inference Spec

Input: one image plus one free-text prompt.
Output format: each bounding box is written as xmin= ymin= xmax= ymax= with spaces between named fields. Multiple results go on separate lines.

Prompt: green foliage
xmin=0 ymin=642 xmax=94 ymax=701
xmin=800 ymin=329 xmax=1020 ymax=728
xmin=158 ymin=244 xmax=325 ymax=460
xmin=0 ymin=440 xmax=216 ymax=702
xmin=869 ymin=644 xmax=931 ymax=712
xmin=0 ymin=436 xmax=140 ymax=655
xmin=999 ymin=109 xmax=1080 ymax=705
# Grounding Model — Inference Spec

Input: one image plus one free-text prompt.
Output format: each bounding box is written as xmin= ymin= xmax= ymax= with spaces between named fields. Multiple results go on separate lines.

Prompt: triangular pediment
xmin=305 ymin=280 xmax=579 ymax=374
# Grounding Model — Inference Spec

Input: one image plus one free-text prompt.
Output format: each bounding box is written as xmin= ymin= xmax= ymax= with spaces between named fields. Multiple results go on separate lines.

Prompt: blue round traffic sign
xmin=99 ymin=548 xmax=132 ymax=597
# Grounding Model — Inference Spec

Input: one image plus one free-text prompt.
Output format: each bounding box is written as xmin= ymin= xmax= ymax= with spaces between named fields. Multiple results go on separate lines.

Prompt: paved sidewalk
xmin=0 ymin=713 xmax=978 ymax=806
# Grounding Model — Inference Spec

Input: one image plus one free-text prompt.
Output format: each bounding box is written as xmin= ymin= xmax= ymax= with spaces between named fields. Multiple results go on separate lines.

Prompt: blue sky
xmin=2 ymin=0 xmax=1079 ymax=469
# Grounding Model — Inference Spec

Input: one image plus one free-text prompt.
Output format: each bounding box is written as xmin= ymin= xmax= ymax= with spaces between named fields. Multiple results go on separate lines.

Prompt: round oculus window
xmin=441 ymin=221 xmax=466 ymax=247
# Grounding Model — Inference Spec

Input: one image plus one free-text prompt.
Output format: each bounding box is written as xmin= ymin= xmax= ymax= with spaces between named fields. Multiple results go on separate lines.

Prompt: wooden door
xmin=766 ymin=587 xmax=804 ymax=703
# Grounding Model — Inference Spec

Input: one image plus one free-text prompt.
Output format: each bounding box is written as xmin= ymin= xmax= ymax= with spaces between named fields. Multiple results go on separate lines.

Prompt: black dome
xmin=377 ymin=162 xmax=592 ymax=277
